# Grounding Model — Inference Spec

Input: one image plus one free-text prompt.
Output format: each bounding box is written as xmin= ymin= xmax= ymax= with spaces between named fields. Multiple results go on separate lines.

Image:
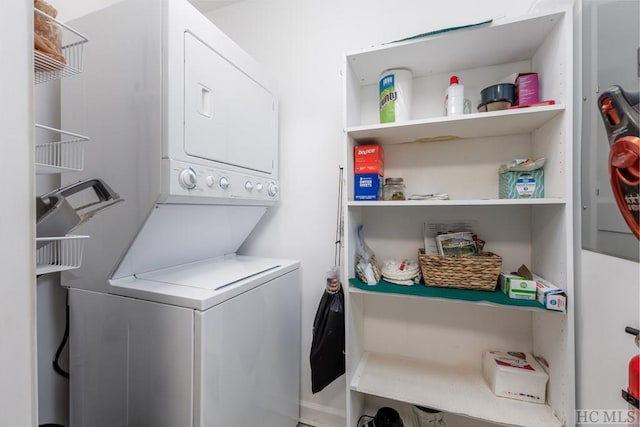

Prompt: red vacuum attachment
xmin=597 ymin=86 xmax=640 ymax=239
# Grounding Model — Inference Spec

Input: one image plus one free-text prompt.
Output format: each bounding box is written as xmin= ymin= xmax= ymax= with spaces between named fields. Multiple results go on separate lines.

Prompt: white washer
xmin=69 ymin=256 xmax=300 ymax=427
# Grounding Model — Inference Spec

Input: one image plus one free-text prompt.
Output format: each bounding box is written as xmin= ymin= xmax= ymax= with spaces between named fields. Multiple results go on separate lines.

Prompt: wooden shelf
xmin=350 ymin=352 xmax=563 ymax=427
xmin=346 ymin=104 xmax=565 ymax=144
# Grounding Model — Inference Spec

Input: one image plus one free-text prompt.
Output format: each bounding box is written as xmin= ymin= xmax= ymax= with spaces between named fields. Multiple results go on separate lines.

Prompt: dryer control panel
xmin=162 ymin=159 xmax=279 ymax=205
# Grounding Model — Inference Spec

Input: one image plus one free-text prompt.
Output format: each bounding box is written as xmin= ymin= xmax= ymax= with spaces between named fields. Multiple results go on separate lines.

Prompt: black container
xmin=374 ymin=407 xmax=404 ymax=427
xmin=480 ymin=83 xmax=516 ymax=105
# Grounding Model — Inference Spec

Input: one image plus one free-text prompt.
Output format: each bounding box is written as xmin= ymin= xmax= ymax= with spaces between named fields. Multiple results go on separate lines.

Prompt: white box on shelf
xmin=499 ymin=272 xmax=537 ymax=300
xmin=482 ymin=350 xmax=549 ymax=404
xmin=534 ymin=275 xmax=567 ymax=312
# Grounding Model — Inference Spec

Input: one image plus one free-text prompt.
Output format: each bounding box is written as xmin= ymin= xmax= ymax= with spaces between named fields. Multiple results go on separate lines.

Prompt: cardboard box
xmin=482 ymin=350 xmax=548 ymax=403
xmin=355 ymin=144 xmax=384 ymax=175
xmin=516 ymin=73 xmax=539 ymax=106
xmin=354 ymin=144 xmax=384 ymax=164
xmin=354 ymin=174 xmax=383 ymax=200
xmin=499 ymin=169 xmax=544 ymax=199
xmin=534 ymin=275 xmax=567 ymax=312
xmin=499 ymin=272 xmax=537 ymax=300
xmin=354 ymin=161 xmax=384 ymax=174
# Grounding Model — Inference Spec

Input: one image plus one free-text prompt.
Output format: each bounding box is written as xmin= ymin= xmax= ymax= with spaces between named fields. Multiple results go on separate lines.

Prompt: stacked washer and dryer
xmin=60 ymin=0 xmax=301 ymax=426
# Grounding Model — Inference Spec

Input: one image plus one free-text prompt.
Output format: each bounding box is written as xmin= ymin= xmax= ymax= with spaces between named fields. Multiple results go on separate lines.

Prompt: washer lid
xmin=136 ymin=256 xmax=280 ymax=290
xmin=108 ymin=255 xmax=300 ymax=311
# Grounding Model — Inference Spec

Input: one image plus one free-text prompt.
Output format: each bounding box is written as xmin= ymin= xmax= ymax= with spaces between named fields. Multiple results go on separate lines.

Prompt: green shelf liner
xmin=384 ymin=19 xmax=493 ymax=45
xmin=349 ymin=278 xmax=548 ymax=310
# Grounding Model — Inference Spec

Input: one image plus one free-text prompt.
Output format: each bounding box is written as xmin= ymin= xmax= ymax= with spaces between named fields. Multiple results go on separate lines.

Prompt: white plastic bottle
xmin=445 ymin=75 xmax=464 ymax=116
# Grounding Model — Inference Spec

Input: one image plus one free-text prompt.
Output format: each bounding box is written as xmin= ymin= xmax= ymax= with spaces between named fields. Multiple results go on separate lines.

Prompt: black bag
xmin=310 ymin=286 xmax=345 ymax=393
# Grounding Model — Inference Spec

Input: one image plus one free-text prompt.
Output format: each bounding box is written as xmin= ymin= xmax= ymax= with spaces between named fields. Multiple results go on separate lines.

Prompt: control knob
xmin=178 ymin=168 xmax=197 ymax=190
xmin=245 ymin=181 xmax=254 ymax=191
xmin=268 ymin=183 xmax=279 ymax=197
xmin=219 ymin=176 xmax=230 ymax=189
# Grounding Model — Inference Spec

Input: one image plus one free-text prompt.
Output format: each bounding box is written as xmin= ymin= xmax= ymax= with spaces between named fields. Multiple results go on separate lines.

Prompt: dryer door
xmin=184 ymin=32 xmax=277 ymax=175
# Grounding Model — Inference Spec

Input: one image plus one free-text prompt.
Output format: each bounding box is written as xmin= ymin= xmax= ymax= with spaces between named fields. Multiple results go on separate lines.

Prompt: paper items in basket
xmin=423 ymin=219 xmax=479 ymax=255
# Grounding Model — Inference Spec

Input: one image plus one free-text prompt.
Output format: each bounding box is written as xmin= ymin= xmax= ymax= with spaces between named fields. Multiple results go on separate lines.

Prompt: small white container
xmin=444 ymin=75 xmax=464 ymax=116
xmin=379 ymin=68 xmax=413 ymax=123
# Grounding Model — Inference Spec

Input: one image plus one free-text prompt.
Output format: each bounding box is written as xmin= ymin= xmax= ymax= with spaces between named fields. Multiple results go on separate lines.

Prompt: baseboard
xmin=299 ymin=399 xmax=347 ymax=427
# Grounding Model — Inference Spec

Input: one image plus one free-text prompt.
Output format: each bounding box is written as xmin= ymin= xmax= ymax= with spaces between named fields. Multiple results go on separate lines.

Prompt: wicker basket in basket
xmin=418 ymin=249 xmax=502 ymax=291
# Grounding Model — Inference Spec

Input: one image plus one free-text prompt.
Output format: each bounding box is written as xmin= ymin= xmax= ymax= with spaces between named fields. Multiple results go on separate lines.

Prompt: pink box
xmin=516 ymin=73 xmax=539 ymax=106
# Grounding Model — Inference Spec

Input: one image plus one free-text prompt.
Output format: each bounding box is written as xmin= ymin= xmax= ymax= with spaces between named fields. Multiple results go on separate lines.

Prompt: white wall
xmin=34 ymin=78 xmax=68 ymax=426
xmin=575 ymin=252 xmax=639 ymax=412
xmin=0 ymin=1 xmax=38 ymax=426
xmin=205 ymin=1 xmax=552 ymax=425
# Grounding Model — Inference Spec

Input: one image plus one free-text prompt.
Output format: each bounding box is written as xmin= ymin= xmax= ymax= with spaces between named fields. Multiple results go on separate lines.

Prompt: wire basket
xmin=418 ymin=248 xmax=502 ymax=291
xmin=36 ymin=235 xmax=89 ymax=275
xmin=35 ymin=124 xmax=88 ymax=173
xmin=34 ymin=8 xmax=88 ymax=84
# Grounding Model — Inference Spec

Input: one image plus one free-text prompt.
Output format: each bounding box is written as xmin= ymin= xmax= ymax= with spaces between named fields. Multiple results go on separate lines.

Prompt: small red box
xmin=354 ymin=144 xmax=384 ymax=175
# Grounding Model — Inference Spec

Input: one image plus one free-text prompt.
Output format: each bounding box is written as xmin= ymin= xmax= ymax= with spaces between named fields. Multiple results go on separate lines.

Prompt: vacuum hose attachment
xmin=597 ymin=85 xmax=640 ymax=239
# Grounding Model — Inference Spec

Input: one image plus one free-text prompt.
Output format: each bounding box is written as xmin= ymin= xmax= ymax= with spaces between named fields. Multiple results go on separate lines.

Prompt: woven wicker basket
xmin=418 ymin=249 xmax=502 ymax=291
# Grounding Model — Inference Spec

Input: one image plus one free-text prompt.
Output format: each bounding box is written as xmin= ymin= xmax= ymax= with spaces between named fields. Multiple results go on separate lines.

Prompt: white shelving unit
xmin=34 ymin=9 xmax=89 ymax=275
xmin=342 ymin=9 xmax=574 ymax=427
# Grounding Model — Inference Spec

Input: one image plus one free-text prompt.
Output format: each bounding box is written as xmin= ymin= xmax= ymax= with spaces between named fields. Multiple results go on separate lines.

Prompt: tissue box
xmin=354 ymin=174 xmax=383 ymax=200
xmin=482 ymin=351 xmax=548 ymax=403
xmin=499 ymin=272 xmax=537 ymax=300
xmin=499 ymin=169 xmax=544 ymax=199
xmin=535 ymin=275 xmax=567 ymax=312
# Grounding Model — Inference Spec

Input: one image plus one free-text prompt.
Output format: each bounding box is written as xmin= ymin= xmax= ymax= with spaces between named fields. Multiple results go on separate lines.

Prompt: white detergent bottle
xmin=445 ymin=75 xmax=464 ymax=116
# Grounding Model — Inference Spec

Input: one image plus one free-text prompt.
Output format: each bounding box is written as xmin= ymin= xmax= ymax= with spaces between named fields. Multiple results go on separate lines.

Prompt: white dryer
xmin=60 ymin=0 xmax=300 ymax=425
